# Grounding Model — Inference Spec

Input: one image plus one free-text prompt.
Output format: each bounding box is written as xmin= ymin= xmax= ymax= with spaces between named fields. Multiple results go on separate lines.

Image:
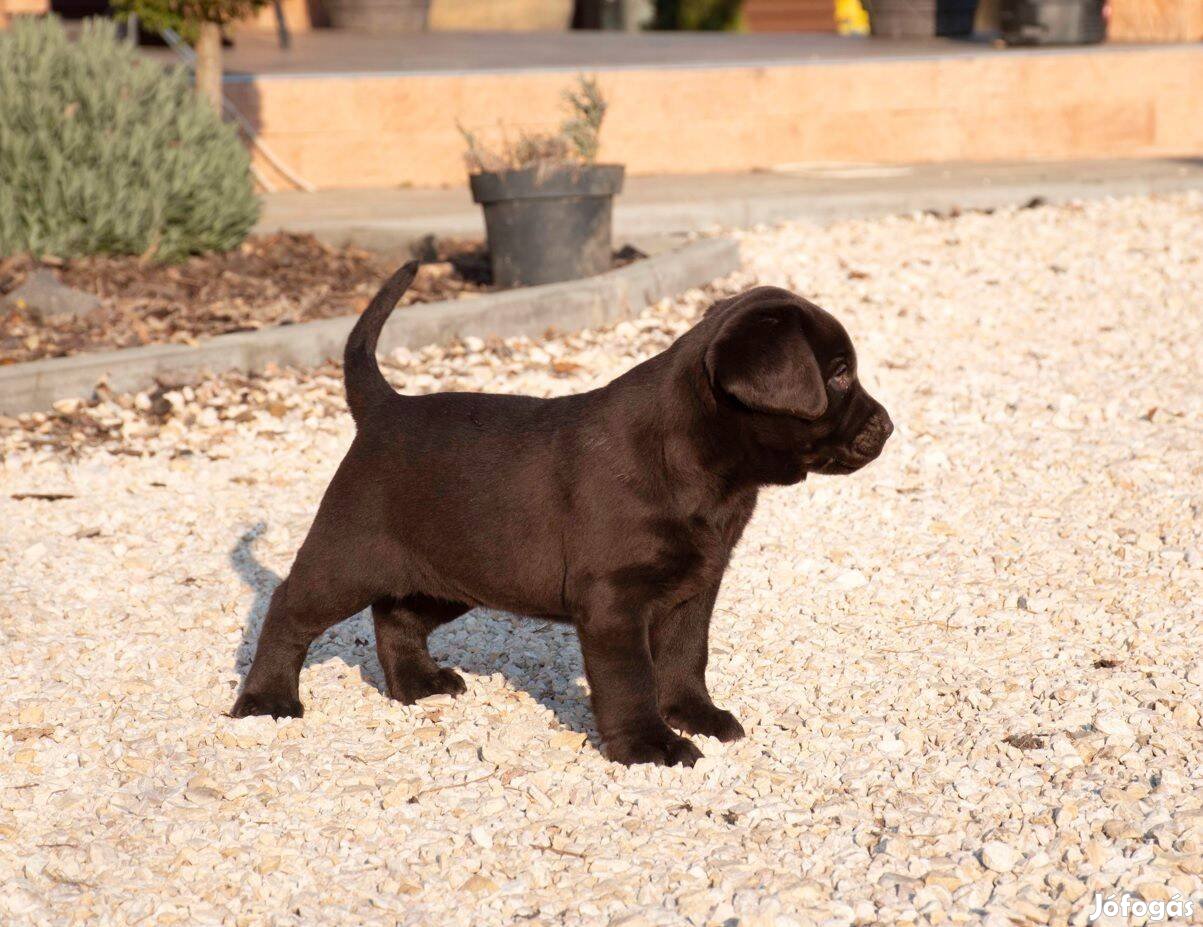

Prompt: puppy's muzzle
xmin=850 ymin=408 xmax=893 ymax=461
xmin=818 ymin=405 xmax=893 ymax=474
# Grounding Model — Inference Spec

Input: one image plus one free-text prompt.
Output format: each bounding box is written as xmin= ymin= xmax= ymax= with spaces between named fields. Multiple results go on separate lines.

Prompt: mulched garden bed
xmin=1 ymin=232 xmax=638 ymax=366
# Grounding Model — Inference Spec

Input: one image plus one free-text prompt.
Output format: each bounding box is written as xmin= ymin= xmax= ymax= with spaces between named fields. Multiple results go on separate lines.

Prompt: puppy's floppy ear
xmin=703 ymin=294 xmax=740 ymax=319
xmin=705 ymin=306 xmax=828 ymax=419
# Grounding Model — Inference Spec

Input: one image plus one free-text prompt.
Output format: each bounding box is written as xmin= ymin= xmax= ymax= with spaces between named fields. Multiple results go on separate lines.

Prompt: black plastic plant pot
xmin=469 ymin=164 xmax=625 ymax=289
xmin=999 ymin=0 xmax=1106 ymax=45
xmin=865 ymin=0 xmax=978 ymax=36
xmin=324 ymin=0 xmax=431 ymax=32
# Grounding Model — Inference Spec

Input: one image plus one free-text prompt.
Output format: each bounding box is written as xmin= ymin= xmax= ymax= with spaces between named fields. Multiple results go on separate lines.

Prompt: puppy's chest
xmin=690 ymin=487 xmax=758 ymax=551
xmin=609 ymin=495 xmax=757 ymax=608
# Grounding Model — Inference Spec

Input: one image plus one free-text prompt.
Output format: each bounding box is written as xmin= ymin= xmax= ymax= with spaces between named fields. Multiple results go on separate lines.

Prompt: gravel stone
xmin=981 ymin=840 xmax=1019 ymax=873
xmin=2 ymin=194 xmax=1202 ymax=925
xmin=1 ymin=268 xmax=100 ymax=322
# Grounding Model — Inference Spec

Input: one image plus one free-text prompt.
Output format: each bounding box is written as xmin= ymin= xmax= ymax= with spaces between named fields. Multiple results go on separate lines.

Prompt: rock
xmin=1136 ymin=881 xmax=1172 ymax=902
xmin=549 ymin=731 xmax=587 ymax=751
xmin=1053 ymin=801 xmax=1078 ymax=826
xmin=2 ymin=269 xmax=100 ymax=321
xmin=460 ymin=874 xmax=498 ymax=893
xmin=780 ymin=880 xmax=828 ymax=905
xmin=834 ymin=569 xmax=867 ymax=591
xmin=925 ymin=870 xmax=963 ymax=892
xmin=610 ymin=914 xmax=655 ymax=927
xmin=183 ymin=783 xmax=222 ymax=804
xmin=1172 ymin=701 xmax=1199 ymax=729
xmin=17 ymin=704 xmax=44 ymax=724
xmin=675 ymin=889 xmax=713 ymax=919
xmin=1093 ymin=712 xmax=1134 ymax=738
xmin=380 ymin=779 xmax=421 ymax=808
xmin=1102 ymin=818 xmax=1138 ymax=840
xmin=981 ymin=841 xmax=1018 ymax=873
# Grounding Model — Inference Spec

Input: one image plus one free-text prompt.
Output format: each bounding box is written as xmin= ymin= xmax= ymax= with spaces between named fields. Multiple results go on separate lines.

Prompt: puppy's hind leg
xmin=232 ymin=566 xmax=373 ymax=719
xmin=372 ymin=594 xmax=469 ymax=704
xmin=651 ymin=585 xmax=745 ymax=742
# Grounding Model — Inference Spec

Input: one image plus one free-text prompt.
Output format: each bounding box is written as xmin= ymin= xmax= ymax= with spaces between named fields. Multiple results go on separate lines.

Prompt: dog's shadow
xmin=231 ymin=524 xmax=596 ymax=740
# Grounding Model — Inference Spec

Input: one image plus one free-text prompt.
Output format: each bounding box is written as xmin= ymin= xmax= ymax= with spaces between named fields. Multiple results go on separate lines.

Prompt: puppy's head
xmin=702 ymin=287 xmax=892 ymax=485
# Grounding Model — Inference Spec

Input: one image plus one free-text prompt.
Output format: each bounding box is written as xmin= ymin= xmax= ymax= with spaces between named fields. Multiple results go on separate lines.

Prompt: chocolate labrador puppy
xmin=232 ymin=262 xmax=892 ymax=766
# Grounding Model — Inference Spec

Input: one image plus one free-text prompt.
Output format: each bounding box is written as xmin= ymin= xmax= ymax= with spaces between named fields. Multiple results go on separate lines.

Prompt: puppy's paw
xmin=663 ymin=700 xmax=745 ymax=742
xmin=390 ymin=667 xmax=467 ymax=704
xmin=429 ymin=667 xmax=468 ymax=697
xmin=231 ymin=691 xmax=303 ymax=720
xmin=606 ymin=728 xmax=703 ymax=767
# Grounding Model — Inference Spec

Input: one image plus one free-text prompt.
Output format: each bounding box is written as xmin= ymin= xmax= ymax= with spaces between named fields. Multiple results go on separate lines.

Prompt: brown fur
xmin=232 ymin=263 xmax=893 ymax=766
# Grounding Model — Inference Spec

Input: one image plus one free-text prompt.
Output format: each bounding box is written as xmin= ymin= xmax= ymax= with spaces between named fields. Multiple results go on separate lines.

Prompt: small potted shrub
xmin=460 ymin=76 xmax=624 ymax=288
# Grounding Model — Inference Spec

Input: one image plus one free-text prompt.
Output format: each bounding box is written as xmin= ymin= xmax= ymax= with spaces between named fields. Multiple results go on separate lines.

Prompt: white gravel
xmin=3 ymin=194 xmax=1202 ymax=926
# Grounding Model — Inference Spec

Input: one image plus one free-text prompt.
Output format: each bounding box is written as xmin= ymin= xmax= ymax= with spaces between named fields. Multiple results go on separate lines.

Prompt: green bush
xmin=110 ymin=0 xmax=270 ymax=47
xmin=651 ymin=0 xmax=743 ymax=30
xmin=0 ymin=16 xmax=259 ymax=262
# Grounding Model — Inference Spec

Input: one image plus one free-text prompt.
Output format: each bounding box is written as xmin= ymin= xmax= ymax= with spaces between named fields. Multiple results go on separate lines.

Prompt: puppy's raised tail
xmin=343 ymin=261 xmax=419 ymax=425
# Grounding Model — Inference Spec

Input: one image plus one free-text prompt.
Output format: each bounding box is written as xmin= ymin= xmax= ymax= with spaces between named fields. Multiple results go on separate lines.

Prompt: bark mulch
xmin=0 ymin=233 xmax=493 ymax=365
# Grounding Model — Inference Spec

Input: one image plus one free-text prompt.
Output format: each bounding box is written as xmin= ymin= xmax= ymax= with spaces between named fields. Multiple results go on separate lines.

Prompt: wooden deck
xmin=159 ymin=31 xmax=1203 ymax=189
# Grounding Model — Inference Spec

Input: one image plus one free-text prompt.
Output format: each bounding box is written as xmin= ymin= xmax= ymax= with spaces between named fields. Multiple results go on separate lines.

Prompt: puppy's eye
xmin=828 ymin=361 xmax=850 ymax=383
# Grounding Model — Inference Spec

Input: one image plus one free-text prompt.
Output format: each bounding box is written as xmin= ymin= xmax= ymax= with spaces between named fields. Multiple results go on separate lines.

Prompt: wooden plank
xmin=231 ymin=46 xmax=1203 ymax=188
xmin=1109 ymin=0 xmax=1203 ymax=41
xmin=743 ymin=0 xmax=837 ymax=32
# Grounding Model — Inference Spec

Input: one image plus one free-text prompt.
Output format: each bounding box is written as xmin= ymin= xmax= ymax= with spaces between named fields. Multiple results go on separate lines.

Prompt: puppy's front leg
xmin=577 ymin=604 xmax=702 ymax=767
xmin=650 ymin=586 xmax=745 ymax=742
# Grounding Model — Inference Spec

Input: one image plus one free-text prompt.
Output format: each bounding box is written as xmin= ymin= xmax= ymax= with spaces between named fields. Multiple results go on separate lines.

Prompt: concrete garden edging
xmin=0 ymin=236 xmax=739 ymax=416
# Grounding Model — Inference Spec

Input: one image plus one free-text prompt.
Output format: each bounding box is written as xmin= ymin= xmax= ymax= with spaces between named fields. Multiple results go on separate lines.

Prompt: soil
xmin=0 ymin=233 xmax=640 ymax=366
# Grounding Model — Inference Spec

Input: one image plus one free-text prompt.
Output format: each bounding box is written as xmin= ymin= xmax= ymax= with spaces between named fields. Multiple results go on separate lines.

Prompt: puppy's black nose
xmin=853 ymin=408 xmax=893 ymax=458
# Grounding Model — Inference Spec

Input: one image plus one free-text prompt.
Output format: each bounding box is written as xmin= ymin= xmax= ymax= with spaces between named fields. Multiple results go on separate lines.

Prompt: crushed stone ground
xmin=2 ymin=195 xmax=1202 ymax=926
